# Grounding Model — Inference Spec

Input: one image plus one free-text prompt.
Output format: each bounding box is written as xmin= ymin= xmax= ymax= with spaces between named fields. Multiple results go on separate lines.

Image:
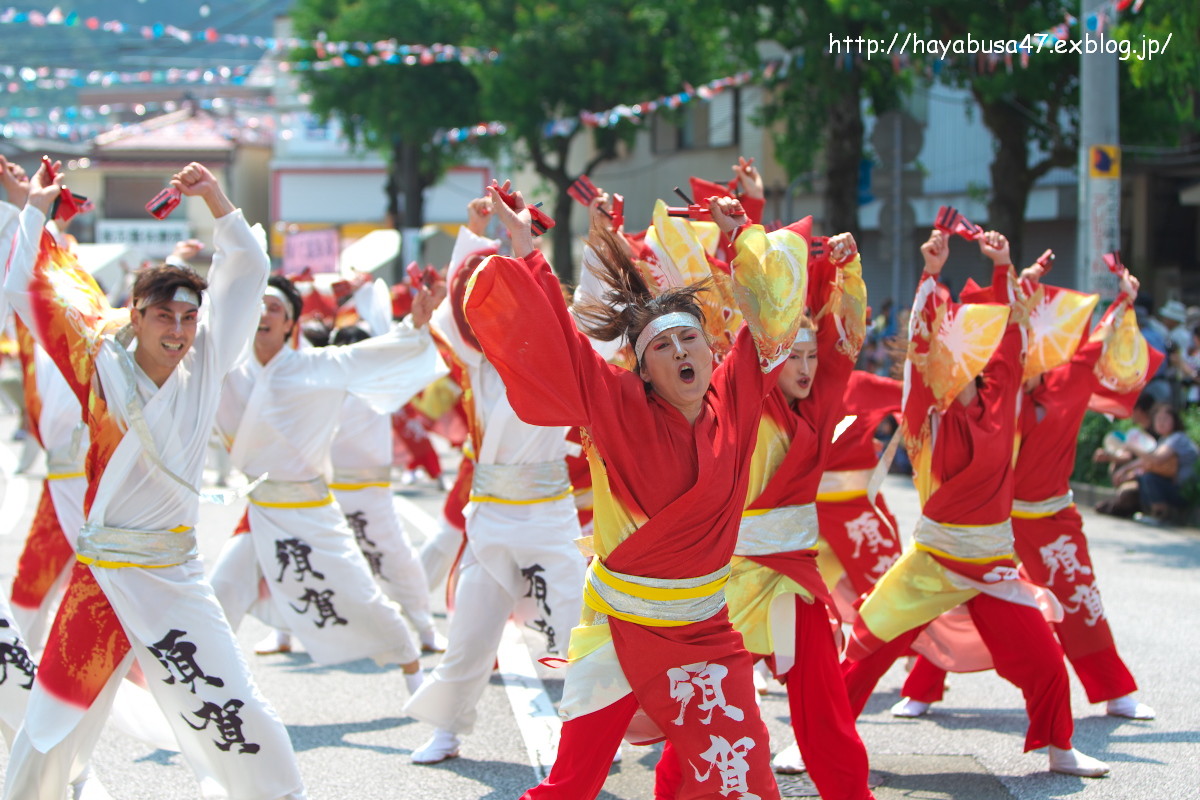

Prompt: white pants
xmin=332 ymin=485 xmax=435 ymax=637
xmin=418 ymin=514 xmax=465 ymax=591
xmin=210 ymin=499 xmax=420 ymax=667
xmin=4 ymin=559 xmax=305 ymax=800
xmin=403 ymin=496 xmax=584 ymax=734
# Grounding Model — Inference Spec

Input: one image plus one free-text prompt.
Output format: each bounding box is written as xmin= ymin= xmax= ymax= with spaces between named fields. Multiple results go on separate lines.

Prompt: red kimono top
xmin=463 ymin=224 xmax=807 ymax=708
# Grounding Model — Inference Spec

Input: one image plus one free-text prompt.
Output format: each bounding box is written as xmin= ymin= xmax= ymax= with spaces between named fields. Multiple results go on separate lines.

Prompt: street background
xmin=0 ymin=405 xmax=1196 ymax=799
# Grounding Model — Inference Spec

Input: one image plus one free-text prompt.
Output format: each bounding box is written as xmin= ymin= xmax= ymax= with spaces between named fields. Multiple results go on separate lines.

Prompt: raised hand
xmin=920 ymin=229 xmax=949 ymax=277
xmin=27 ymin=158 xmax=63 ymax=216
xmin=0 ymin=156 xmax=30 ymax=208
xmin=827 ymin=232 xmax=857 ymax=265
xmin=410 ymin=279 xmax=448 ymax=329
xmin=486 ymin=181 xmax=534 ymax=258
xmin=466 ymin=196 xmax=492 ymax=237
xmin=708 ymin=195 xmax=747 ymax=237
xmin=732 ymin=156 xmax=764 ymax=200
xmin=978 ymin=230 xmax=1011 ymax=266
xmin=171 ymin=162 xmax=234 ymax=219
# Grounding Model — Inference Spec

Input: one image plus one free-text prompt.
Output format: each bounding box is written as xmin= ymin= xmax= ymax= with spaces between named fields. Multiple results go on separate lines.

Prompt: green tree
xmin=738 ymin=0 xmax=910 ymax=236
xmin=289 ymin=0 xmax=484 ymax=262
xmin=471 ymin=0 xmax=731 ymax=279
xmin=1117 ymin=0 xmax=1200 ymax=147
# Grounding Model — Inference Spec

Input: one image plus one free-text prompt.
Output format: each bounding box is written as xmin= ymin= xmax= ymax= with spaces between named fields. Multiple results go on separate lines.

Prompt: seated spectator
xmin=1094 ymin=393 xmax=1157 ymax=517
xmin=1110 ymin=403 xmax=1198 ymax=523
xmin=1174 ymin=326 xmax=1200 ymax=406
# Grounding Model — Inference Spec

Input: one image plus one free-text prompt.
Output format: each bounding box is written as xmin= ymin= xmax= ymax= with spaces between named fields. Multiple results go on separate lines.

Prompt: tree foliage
xmin=1117 ymin=0 xmax=1200 ymax=146
xmin=736 ymin=0 xmax=911 ymax=235
xmin=469 ymin=0 xmax=734 ymax=278
xmin=289 ymin=0 xmax=484 ymax=240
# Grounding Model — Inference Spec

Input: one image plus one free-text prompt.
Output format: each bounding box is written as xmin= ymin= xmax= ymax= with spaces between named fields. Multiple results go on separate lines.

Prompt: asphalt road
xmin=0 ymin=405 xmax=1196 ymax=800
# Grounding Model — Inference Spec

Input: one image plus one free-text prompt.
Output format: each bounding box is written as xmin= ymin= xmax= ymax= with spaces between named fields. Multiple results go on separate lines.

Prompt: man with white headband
xmin=210 ymin=263 xmax=446 ymax=698
xmin=3 ymin=161 xmax=305 ymax=799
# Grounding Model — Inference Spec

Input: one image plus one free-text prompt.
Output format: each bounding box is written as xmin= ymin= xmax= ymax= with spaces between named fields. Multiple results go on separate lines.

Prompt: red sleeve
xmin=978 ymin=322 xmax=1024 ymax=417
xmin=463 ymin=250 xmax=642 ymax=429
xmin=741 ymin=195 xmax=765 ymax=226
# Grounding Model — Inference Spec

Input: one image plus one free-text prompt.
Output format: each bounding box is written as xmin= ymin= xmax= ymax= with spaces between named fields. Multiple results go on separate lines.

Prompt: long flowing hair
xmin=572 ymin=226 xmax=709 ymax=368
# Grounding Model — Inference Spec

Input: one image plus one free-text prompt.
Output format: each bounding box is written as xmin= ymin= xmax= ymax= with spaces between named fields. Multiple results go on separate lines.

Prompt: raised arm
xmin=717 ymin=196 xmax=809 ymax=375
xmin=177 ymin=163 xmax=269 ymax=375
xmin=462 ymin=183 xmax=635 ymax=428
xmin=4 ymin=162 xmax=120 ymax=405
xmin=807 ymin=232 xmax=868 ymax=423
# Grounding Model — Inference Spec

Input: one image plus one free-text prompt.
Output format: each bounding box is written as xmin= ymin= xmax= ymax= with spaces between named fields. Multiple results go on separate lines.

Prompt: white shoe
xmin=753 ymin=661 xmax=770 ymax=696
xmin=1106 ymin=694 xmax=1155 ymax=720
xmin=412 ymin=729 xmax=461 ymax=764
xmin=890 ymin=697 xmax=931 ymax=717
xmin=420 ymin=629 xmax=448 ymax=653
xmin=404 ymin=669 xmax=426 ymax=696
xmin=1048 ymin=745 xmax=1110 ymax=777
xmin=612 ymin=744 xmax=623 ymax=764
xmin=254 ymin=630 xmax=293 ymax=655
xmin=771 ymin=743 xmax=806 ymax=774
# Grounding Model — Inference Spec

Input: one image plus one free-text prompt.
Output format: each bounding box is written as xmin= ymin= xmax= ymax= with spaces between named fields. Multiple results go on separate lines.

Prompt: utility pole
xmin=1075 ymin=0 xmax=1122 ymax=296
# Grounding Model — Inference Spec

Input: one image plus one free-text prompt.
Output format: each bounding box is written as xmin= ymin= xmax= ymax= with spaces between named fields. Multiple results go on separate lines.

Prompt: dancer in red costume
xmin=653 ymin=229 xmax=874 ymax=798
xmin=841 ymin=228 xmax=1110 ymax=778
xmin=815 ymin=371 xmax=904 ymax=611
xmin=892 ymin=267 xmax=1157 ymax=722
xmin=464 ymin=183 xmax=810 ymax=800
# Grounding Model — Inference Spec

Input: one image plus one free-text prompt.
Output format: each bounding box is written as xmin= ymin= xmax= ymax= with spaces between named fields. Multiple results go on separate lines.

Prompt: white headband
xmin=793 ymin=329 xmax=816 ymax=344
xmin=263 ymin=286 xmax=294 ymax=319
xmin=136 ymin=286 xmax=200 ymax=310
xmin=633 ymin=311 xmax=703 ymax=363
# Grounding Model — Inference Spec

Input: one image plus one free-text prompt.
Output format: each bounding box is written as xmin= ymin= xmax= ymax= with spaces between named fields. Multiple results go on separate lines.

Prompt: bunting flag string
xmin=434 ymin=66 xmax=766 ymax=146
xmin=0 ymin=6 xmax=500 ymax=64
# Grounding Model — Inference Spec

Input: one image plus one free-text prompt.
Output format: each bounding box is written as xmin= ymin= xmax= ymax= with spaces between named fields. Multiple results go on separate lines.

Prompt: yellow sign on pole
xmin=1089 ymin=145 xmax=1121 ymax=179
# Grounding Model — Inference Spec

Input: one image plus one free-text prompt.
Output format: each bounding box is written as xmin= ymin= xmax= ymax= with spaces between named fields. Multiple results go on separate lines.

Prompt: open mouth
xmin=679 ymin=363 xmax=696 ymax=384
xmin=163 ymin=342 xmax=184 ymax=352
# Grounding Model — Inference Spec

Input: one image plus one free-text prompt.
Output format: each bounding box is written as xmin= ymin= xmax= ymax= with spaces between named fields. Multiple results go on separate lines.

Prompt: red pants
xmin=1012 ymin=509 xmax=1137 ymax=703
xmin=843 ymin=593 xmax=1074 ymax=752
xmin=901 ymin=507 xmax=1140 ymax=706
xmin=656 ymin=598 xmax=873 ymax=800
xmin=523 ymin=649 xmax=779 ymax=800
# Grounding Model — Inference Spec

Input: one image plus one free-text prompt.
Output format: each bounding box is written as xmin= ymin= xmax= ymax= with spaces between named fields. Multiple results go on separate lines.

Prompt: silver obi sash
xmin=734 ymin=503 xmax=819 ymax=556
xmin=471 ymin=461 xmax=571 ymax=504
xmin=914 ymin=515 xmax=1014 ymax=560
xmin=329 ymin=466 xmax=392 ymax=489
xmin=1012 ymin=491 xmax=1074 ymax=519
xmin=77 ymin=521 xmax=197 ymax=568
xmin=583 ymin=560 xmax=731 ymax=627
xmin=45 ymin=443 xmax=85 ymax=480
xmin=249 ymin=476 xmax=333 ymax=507
xmin=816 ymin=469 xmax=871 ymax=500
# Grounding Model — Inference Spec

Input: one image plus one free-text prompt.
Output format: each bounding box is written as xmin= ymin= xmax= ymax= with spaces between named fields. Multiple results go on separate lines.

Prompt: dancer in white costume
xmin=328 ymin=278 xmax=443 ymax=652
xmin=404 ymin=196 xmax=587 ymax=764
xmin=210 ymin=273 xmax=444 ymax=692
xmin=3 ymin=161 xmax=305 ymax=800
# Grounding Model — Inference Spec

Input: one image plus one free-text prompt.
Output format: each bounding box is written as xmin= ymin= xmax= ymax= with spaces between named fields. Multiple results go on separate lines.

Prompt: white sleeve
xmin=200 ymin=210 xmax=270 ymax=376
xmin=3 ymin=205 xmax=49 ymax=338
xmin=325 ymin=321 xmax=448 ymax=413
xmin=352 ymin=277 xmax=392 ymax=336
